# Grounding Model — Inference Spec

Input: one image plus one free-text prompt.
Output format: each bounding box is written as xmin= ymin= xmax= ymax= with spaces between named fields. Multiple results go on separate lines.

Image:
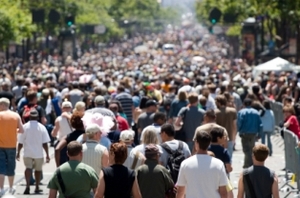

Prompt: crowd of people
xmin=0 ymin=23 xmax=296 ymax=197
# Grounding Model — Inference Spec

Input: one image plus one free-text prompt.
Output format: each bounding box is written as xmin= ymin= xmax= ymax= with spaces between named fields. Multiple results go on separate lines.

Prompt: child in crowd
xmin=208 ymin=127 xmax=232 ymax=173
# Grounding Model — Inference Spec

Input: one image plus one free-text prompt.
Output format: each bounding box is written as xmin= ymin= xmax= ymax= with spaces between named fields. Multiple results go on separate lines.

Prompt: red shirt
xmin=286 ymin=115 xmax=300 ymax=139
xmin=116 ymin=115 xmax=130 ymax=131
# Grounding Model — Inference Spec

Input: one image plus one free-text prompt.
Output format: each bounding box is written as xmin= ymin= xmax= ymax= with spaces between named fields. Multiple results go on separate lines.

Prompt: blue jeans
xmin=227 ymin=141 xmax=234 ymax=160
xmin=0 ymin=148 xmax=16 ymax=176
xmin=261 ymin=132 xmax=273 ymax=155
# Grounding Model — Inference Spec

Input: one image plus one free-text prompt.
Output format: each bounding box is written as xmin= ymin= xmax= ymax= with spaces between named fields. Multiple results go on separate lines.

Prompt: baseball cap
xmin=62 ymin=101 xmax=72 ymax=108
xmin=30 ymin=109 xmax=39 ymax=117
xmin=119 ymin=130 xmax=135 ymax=142
xmin=145 ymin=144 xmax=160 ymax=158
xmin=145 ymin=100 xmax=157 ymax=108
xmin=94 ymin=95 xmax=105 ymax=106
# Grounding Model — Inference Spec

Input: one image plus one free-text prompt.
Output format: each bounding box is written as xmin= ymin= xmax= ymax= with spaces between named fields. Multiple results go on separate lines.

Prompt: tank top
xmin=57 ymin=116 xmax=73 ymax=140
xmin=102 ymin=164 xmax=135 ymax=198
xmin=243 ymin=165 xmax=274 ymax=198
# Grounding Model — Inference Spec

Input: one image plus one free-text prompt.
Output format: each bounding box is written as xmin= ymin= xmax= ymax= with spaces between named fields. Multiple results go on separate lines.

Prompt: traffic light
xmin=209 ymin=8 xmax=222 ymax=25
xmin=48 ymin=9 xmax=60 ymax=24
xmin=65 ymin=15 xmax=75 ymax=26
xmin=31 ymin=9 xmax=45 ymax=24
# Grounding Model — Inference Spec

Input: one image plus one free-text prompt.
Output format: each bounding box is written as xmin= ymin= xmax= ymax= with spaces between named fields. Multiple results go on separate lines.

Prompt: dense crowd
xmin=1 ymin=24 xmax=298 ymax=198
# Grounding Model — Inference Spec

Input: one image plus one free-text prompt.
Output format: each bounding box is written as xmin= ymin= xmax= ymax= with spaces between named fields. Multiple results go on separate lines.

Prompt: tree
xmin=0 ymin=11 xmax=14 ymax=47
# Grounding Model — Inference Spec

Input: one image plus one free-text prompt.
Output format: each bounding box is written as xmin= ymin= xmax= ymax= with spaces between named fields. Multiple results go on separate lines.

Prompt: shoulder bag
xmin=56 ymin=168 xmax=70 ymax=198
xmin=131 ymin=151 xmax=140 ymax=169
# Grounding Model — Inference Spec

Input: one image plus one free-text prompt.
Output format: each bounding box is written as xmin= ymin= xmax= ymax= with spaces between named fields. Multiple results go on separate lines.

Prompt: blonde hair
xmin=0 ymin=98 xmax=10 ymax=108
xmin=142 ymin=126 xmax=158 ymax=145
xmin=74 ymin=101 xmax=86 ymax=112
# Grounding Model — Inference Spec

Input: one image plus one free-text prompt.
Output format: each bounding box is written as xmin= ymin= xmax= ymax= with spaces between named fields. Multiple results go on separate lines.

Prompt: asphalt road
xmin=1 ymin=133 xmax=295 ymax=198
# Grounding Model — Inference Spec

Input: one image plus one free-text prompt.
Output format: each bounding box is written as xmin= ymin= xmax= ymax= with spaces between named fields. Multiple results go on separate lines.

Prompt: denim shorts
xmin=0 ymin=148 xmax=16 ymax=176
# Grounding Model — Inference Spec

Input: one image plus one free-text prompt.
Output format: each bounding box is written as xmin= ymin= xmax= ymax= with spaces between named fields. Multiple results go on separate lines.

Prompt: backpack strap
xmin=56 ymin=168 xmax=67 ymax=196
xmin=178 ymin=141 xmax=183 ymax=151
xmin=161 ymin=143 xmax=174 ymax=155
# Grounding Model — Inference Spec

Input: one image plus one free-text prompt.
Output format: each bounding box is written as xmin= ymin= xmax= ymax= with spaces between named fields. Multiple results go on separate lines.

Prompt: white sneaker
xmin=8 ymin=187 xmax=15 ymax=195
xmin=0 ymin=189 xmax=5 ymax=197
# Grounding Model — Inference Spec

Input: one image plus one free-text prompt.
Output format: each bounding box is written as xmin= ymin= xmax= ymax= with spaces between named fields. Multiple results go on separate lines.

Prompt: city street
xmin=1 ymin=133 xmax=293 ymax=197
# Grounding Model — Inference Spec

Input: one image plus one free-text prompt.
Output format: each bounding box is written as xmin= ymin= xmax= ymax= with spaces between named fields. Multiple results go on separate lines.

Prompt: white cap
xmin=62 ymin=101 xmax=72 ymax=108
xmin=120 ymin=130 xmax=135 ymax=142
xmin=85 ymin=124 xmax=102 ymax=135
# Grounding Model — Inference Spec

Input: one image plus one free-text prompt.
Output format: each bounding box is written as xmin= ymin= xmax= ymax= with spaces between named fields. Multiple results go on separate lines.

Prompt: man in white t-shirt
xmin=176 ymin=131 xmax=228 ymax=198
xmin=159 ymin=123 xmax=191 ymax=167
xmin=17 ymin=109 xmax=50 ymax=195
xmin=140 ymin=112 xmax=166 ymax=144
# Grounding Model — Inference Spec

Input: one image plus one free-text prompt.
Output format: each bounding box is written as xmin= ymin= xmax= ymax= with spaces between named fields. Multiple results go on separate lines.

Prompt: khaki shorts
xmin=23 ymin=158 xmax=44 ymax=171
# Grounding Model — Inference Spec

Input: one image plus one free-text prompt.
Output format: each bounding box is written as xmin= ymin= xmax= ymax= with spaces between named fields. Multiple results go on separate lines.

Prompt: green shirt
xmin=47 ymin=160 xmax=99 ymax=198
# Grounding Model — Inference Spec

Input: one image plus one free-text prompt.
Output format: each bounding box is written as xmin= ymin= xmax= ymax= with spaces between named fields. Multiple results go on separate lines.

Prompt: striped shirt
xmin=115 ymin=92 xmax=133 ymax=123
xmin=82 ymin=141 xmax=107 ymax=174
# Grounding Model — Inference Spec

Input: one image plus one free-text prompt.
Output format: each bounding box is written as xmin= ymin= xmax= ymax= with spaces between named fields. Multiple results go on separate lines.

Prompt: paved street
xmin=1 ymin=133 xmax=295 ymax=197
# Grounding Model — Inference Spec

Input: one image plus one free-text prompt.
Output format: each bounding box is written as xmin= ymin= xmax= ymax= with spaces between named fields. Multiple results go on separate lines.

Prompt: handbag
xmin=57 ymin=168 xmax=70 ymax=198
xmin=243 ymin=170 xmax=257 ymax=198
xmin=165 ymin=186 xmax=176 ymax=198
xmin=131 ymin=151 xmax=140 ymax=169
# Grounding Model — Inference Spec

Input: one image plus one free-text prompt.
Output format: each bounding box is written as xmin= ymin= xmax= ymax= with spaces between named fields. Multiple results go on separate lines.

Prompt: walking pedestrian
xmin=237 ymin=98 xmax=263 ymax=168
xmin=17 ymin=109 xmax=50 ymax=194
xmin=0 ymin=98 xmax=24 ymax=196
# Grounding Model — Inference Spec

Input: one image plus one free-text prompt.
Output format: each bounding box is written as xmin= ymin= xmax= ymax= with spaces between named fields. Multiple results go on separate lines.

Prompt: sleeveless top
xmin=103 ymin=164 xmax=135 ymax=198
xmin=57 ymin=115 xmax=73 ymax=140
xmin=243 ymin=165 xmax=274 ymax=198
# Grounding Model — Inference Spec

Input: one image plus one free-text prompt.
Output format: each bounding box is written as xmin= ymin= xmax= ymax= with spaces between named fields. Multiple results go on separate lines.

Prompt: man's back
xmin=47 ymin=161 xmax=98 ymax=198
xmin=82 ymin=142 xmax=107 ymax=174
xmin=215 ymin=107 xmax=237 ymax=140
xmin=0 ymin=111 xmax=19 ymax=148
xmin=137 ymin=160 xmax=173 ymax=198
xmin=177 ymin=154 xmax=228 ymax=198
xmin=238 ymin=107 xmax=262 ymax=134
xmin=20 ymin=121 xmax=49 ymax=158
xmin=243 ymin=166 xmax=274 ymax=198
xmin=180 ymin=106 xmax=205 ymax=140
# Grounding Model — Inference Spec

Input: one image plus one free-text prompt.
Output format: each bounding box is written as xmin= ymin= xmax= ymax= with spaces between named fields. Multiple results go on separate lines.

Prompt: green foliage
xmin=0 ymin=11 xmax=14 ymax=47
xmin=0 ymin=0 xmax=178 ymax=44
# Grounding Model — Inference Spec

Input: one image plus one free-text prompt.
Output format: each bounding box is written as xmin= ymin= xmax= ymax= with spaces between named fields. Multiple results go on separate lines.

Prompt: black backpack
xmin=161 ymin=141 xmax=185 ymax=183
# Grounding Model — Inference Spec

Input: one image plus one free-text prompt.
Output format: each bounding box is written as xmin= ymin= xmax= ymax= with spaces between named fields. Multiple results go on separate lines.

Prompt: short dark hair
xmin=195 ymin=131 xmax=211 ymax=150
xmin=244 ymin=98 xmax=252 ymax=106
xmin=215 ymin=95 xmax=227 ymax=106
xmin=205 ymin=109 xmax=216 ymax=119
xmin=160 ymin=123 xmax=175 ymax=137
xmin=110 ymin=142 xmax=127 ymax=164
xmin=26 ymin=90 xmax=37 ymax=102
xmin=253 ymin=144 xmax=269 ymax=162
xmin=210 ymin=127 xmax=225 ymax=143
xmin=117 ymin=85 xmax=125 ymax=92
xmin=153 ymin=112 xmax=166 ymax=122
xmin=67 ymin=141 xmax=82 ymax=157
xmin=262 ymin=100 xmax=271 ymax=110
